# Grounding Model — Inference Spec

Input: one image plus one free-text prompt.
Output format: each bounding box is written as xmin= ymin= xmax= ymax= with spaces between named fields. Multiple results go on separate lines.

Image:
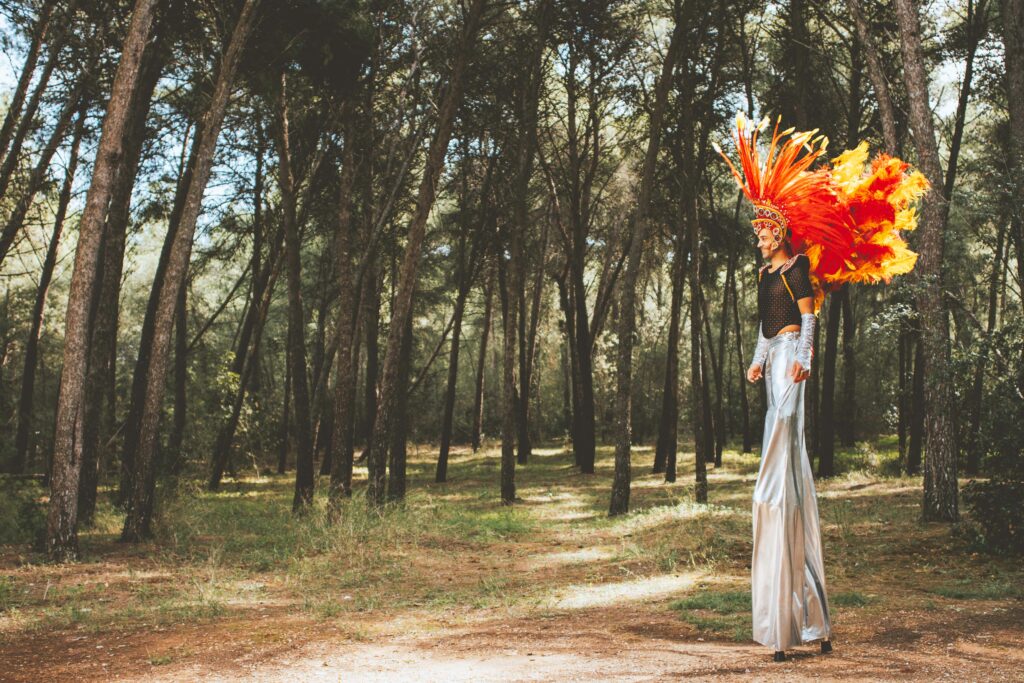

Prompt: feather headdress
xmin=714 ymin=113 xmax=926 ymax=309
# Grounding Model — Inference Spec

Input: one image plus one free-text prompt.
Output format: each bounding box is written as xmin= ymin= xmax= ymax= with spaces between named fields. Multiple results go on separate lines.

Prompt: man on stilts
xmin=716 ymin=112 xmax=927 ymax=662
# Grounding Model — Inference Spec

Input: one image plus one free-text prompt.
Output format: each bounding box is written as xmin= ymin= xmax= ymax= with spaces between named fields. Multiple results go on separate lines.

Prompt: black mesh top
xmin=757 ymin=254 xmax=814 ymax=338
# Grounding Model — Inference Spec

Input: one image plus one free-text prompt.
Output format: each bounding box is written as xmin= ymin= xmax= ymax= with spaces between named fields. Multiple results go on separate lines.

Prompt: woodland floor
xmin=1 ymin=439 xmax=1022 ymax=682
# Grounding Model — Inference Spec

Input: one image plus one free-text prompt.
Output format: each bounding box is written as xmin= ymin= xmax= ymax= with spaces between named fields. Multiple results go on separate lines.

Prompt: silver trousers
xmin=751 ymin=331 xmax=831 ymax=651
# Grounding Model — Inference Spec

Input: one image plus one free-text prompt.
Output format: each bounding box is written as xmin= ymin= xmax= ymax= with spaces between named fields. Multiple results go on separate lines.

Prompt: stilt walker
xmin=715 ymin=113 xmax=927 ymax=662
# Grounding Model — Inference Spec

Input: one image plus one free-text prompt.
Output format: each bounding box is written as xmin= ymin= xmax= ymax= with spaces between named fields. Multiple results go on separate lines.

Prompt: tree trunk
xmin=840 ymin=288 xmax=857 ymax=446
xmin=699 ymin=281 xmax=723 ymax=466
xmin=555 ymin=272 xmax=581 ymax=465
xmin=498 ymin=250 xmax=518 ymax=504
xmin=0 ymin=0 xmax=58 ymax=165
xmin=207 ymin=119 xmax=279 ymax=490
xmin=79 ymin=37 xmax=166 ymax=524
xmin=0 ymin=0 xmax=75 ymax=206
xmin=1001 ymin=0 xmax=1024 ymax=397
xmin=386 ymin=315 xmax=414 ymax=502
xmin=894 ymin=0 xmax=958 ymax=521
xmin=121 ymin=0 xmax=258 ymax=541
xmin=964 ymin=221 xmax=1006 ymax=474
xmin=12 ymin=105 xmax=85 ymax=475
xmin=275 ymin=72 xmax=315 ymax=513
xmin=511 ymin=0 xmax=553 ymax=467
xmin=730 ymin=221 xmax=752 ymax=453
xmin=119 ymin=117 xmax=199 ymax=505
xmin=609 ymin=9 xmax=682 ymax=515
xmin=436 ymin=283 xmax=469 ymax=478
xmin=654 ymin=246 xmax=685 ymax=473
xmin=906 ymin=332 xmax=925 ymax=475
xmin=278 ymin=343 xmax=292 ymax=474
xmin=944 ymin=0 xmax=987 ymax=200
xmin=359 ymin=256 xmax=381 ymax=455
xmin=47 ymin=0 xmax=161 ymax=561
xmin=168 ymin=282 xmax=188 ymax=473
xmin=689 ymin=220 xmax=708 ymax=503
xmin=847 ymin=0 xmax=900 ymax=153
xmin=471 ymin=273 xmax=494 ymax=452
xmin=329 ymin=101 xmax=359 ymax=503
xmin=365 ymin=0 xmax=485 ymax=507
xmin=0 ymin=76 xmax=87 ymax=266
xmin=817 ymin=289 xmax=844 ymax=478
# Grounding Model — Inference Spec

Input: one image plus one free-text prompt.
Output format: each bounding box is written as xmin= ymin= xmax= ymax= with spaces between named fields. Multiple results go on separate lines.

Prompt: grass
xmin=830 ymin=591 xmax=875 ymax=607
xmin=928 ymin=578 xmax=1023 ymax=600
xmin=1 ymin=437 xmax=1022 ymax=663
xmin=670 ymin=590 xmax=752 ymax=642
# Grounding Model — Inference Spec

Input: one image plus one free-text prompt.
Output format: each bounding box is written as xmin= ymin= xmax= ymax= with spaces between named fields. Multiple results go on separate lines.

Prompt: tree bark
xmin=498 ymin=248 xmax=518 ymax=504
xmin=689 ymin=218 xmax=708 ymax=503
xmin=0 ymin=0 xmax=76 ymax=206
xmin=437 ymin=249 xmax=472 ymax=482
xmin=654 ymin=244 xmax=686 ymax=473
xmin=0 ymin=0 xmax=58 ymax=165
xmin=12 ymin=105 xmax=85 ymax=475
xmin=329 ymin=100 xmax=359 ymax=503
xmin=894 ymin=0 xmax=958 ymax=522
xmin=840 ymin=288 xmax=857 ymax=446
xmin=817 ymin=289 xmax=844 ymax=478
xmin=471 ymin=272 xmax=494 ymax=452
xmin=944 ymin=0 xmax=987 ymax=200
xmin=278 ymin=342 xmax=292 ymax=474
xmin=365 ymin=0 xmax=486 ymax=507
xmin=119 ymin=118 xmax=199 ymax=505
xmin=360 ymin=256 xmax=381 ymax=452
xmin=1001 ymin=0 xmax=1024 ymax=397
xmin=79 ymin=37 xmax=167 ymax=524
xmin=121 ymin=0 xmax=259 ymax=541
xmin=47 ymin=0 xmax=161 ymax=561
xmin=964 ymin=221 xmax=1006 ymax=474
xmin=847 ymin=0 xmax=900 ymax=153
xmin=168 ymin=282 xmax=188 ymax=473
xmin=0 ymin=74 xmax=87 ymax=266
xmin=386 ymin=315 xmax=414 ymax=502
xmin=274 ymin=71 xmax=316 ymax=513
xmin=206 ymin=118 xmax=280 ymax=490
xmin=609 ymin=10 xmax=683 ymax=515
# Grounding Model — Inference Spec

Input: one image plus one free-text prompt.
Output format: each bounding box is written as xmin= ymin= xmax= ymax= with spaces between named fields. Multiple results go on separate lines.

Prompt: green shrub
xmin=962 ymin=478 xmax=1024 ymax=555
xmin=0 ymin=478 xmax=46 ymax=547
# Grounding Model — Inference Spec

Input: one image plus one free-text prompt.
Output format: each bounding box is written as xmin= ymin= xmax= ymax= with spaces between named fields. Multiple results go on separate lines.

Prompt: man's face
xmin=755 ymin=225 xmax=777 ymax=259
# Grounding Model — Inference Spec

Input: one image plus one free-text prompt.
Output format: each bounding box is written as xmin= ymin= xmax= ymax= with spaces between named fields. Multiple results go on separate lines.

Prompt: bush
xmin=0 ymin=477 xmax=47 ymax=548
xmin=962 ymin=477 xmax=1024 ymax=555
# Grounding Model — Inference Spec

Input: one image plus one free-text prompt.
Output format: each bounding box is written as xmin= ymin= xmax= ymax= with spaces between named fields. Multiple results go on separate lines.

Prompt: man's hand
xmin=790 ymin=361 xmax=810 ymax=383
xmin=747 ymin=364 xmax=763 ymax=383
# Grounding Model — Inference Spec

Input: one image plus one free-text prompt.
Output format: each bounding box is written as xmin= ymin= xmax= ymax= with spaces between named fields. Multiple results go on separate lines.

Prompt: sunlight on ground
xmin=543 ymin=572 xmax=700 ymax=610
xmin=524 ymin=545 xmax=618 ymax=569
xmin=613 ymin=500 xmax=742 ymax=536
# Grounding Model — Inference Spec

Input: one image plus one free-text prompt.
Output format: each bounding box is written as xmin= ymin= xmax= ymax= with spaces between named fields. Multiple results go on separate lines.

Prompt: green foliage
xmin=962 ymin=478 xmax=1024 ymax=555
xmin=0 ymin=478 xmax=46 ymax=547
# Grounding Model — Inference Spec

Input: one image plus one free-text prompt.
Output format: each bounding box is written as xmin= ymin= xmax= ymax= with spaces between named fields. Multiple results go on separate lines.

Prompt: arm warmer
xmin=750 ymin=323 xmax=770 ymax=371
xmin=795 ymin=312 xmax=816 ymax=371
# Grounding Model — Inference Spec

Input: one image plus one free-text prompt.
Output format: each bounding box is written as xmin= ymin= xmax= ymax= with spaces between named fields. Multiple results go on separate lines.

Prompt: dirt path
xmin=3 ymin=448 xmax=1023 ymax=682
xmin=4 ymin=583 xmax=1022 ymax=682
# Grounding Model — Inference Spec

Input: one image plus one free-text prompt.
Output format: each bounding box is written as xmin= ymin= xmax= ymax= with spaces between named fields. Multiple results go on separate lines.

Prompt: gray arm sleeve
xmin=795 ymin=312 xmax=816 ymax=371
xmin=750 ymin=323 xmax=769 ymax=371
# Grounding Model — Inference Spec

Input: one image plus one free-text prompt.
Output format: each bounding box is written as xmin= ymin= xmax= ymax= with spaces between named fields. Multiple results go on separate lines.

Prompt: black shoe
xmin=821 ymin=640 xmax=833 ymax=654
xmin=773 ymin=651 xmax=786 ymax=662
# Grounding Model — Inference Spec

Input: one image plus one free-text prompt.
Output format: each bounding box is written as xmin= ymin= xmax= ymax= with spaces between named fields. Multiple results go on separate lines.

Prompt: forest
xmin=0 ymin=0 xmax=1022 ymax=679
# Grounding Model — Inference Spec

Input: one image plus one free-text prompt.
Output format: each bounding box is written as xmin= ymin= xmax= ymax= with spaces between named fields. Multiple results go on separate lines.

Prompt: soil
xmin=2 ymin=561 xmax=1022 ymax=681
